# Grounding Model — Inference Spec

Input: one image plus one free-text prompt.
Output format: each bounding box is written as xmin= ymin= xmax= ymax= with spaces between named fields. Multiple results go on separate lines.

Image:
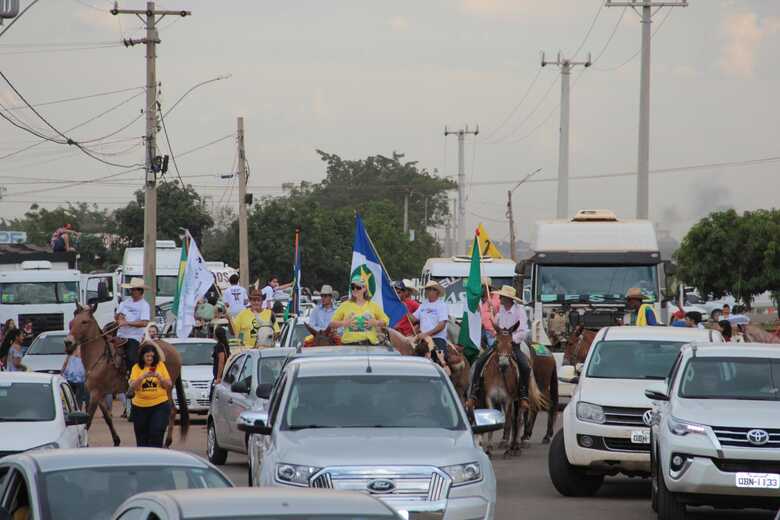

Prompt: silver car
xmin=649 ymin=343 xmax=780 ymax=519
xmin=21 ymin=331 xmax=68 ymax=374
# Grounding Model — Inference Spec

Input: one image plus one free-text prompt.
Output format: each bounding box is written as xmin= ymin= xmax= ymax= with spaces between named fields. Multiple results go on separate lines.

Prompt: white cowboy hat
xmin=121 ymin=278 xmax=149 ymax=290
xmin=531 ymin=320 xmax=552 ymax=346
xmin=496 ymin=285 xmax=521 ymax=302
xmin=319 ymin=284 xmax=334 ymax=296
xmin=625 ymin=287 xmax=645 ymax=301
xmin=422 ymin=281 xmax=445 ymax=298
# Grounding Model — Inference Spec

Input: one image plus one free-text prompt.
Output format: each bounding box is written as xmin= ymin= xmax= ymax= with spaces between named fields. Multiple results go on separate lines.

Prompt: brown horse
xmin=303 ymin=324 xmax=341 ymax=347
xmin=563 ymin=324 xmax=597 ymax=366
xmin=412 ymin=337 xmax=471 ymax=403
xmin=66 ymin=303 xmax=189 ymax=447
xmin=520 ymin=344 xmax=559 ymax=444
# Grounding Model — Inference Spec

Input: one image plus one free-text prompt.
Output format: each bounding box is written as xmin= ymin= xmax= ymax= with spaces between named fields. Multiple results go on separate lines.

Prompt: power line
xmin=162 ymin=75 xmax=231 ymax=118
xmin=2 ymin=85 xmax=144 ymax=111
xmin=485 ymin=74 xmax=559 ymax=144
xmin=591 ymin=7 xmax=628 ymax=64
xmin=570 ymin=0 xmax=603 ymax=59
xmin=0 ymin=44 xmax=120 ymax=56
xmin=157 ymin=100 xmax=184 ymax=186
xmin=0 ymin=0 xmax=41 ymax=41
xmin=593 ymin=7 xmax=674 ymax=71
xmin=482 ymin=67 xmax=543 ymax=141
xmin=3 ymin=166 xmax=144 ymax=198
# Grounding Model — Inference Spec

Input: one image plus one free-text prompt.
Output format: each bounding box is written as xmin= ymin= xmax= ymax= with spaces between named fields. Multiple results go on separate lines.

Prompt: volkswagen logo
xmin=366 ymin=479 xmax=396 ymax=494
xmin=642 ymin=410 xmax=654 ymax=427
xmin=747 ymin=429 xmax=770 ymax=446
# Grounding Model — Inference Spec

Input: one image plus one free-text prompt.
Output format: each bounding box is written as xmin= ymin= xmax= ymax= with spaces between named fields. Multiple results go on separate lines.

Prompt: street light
xmin=507 ymin=168 xmax=542 ymax=261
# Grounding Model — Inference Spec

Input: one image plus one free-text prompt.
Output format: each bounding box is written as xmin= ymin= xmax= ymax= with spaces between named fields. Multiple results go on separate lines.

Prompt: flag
xmin=175 ymin=232 xmax=214 ymax=338
xmin=470 ymin=223 xmax=504 ymax=258
xmin=285 ymin=228 xmax=302 ymax=320
xmin=458 ymin=233 xmax=482 ymax=362
xmin=350 ymin=215 xmax=406 ymax=325
xmin=171 ymin=237 xmax=189 ymax=315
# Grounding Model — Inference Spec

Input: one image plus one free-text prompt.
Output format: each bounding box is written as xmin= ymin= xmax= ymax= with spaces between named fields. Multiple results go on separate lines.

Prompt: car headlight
xmin=275 ymin=463 xmax=321 ymax=486
xmin=442 ymin=462 xmax=482 ymax=486
xmin=576 ymin=402 xmax=606 ymax=424
xmin=28 ymin=442 xmax=59 ymax=452
xmin=667 ymin=416 xmax=708 ymax=436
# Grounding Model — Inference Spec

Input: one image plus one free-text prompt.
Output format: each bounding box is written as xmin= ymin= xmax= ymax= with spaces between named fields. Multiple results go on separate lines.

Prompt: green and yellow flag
xmin=458 ymin=232 xmax=482 ymax=363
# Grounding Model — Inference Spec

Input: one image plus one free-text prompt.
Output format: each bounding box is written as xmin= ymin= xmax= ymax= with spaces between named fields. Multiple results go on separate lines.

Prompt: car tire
xmin=650 ymin=448 xmax=659 ymax=512
xmin=207 ymin=420 xmax=228 ymax=466
xmin=656 ymin=461 xmax=686 ymax=520
xmin=548 ymin=430 xmax=604 ymax=497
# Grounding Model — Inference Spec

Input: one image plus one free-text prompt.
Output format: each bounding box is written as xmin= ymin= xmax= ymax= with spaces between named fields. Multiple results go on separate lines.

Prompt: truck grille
xmin=712 ymin=426 xmax=780 ymax=449
xmin=310 ymin=466 xmax=451 ymax=501
xmin=189 ymin=380 xmax=211 ymax=390
xmin=603 ymin=406 xmax=651 ymax=427
xmin=603 ymin=437 xmax=651 ymax=453
xmin=713 ymin=459 xmax=780 ymax=474
xmin=17 ymin=313 xmax=64 ymax=336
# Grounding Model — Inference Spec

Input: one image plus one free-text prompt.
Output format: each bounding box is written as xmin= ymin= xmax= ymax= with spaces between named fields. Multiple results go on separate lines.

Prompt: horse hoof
xmin=113 ymin=438 xmax=120 ymax=447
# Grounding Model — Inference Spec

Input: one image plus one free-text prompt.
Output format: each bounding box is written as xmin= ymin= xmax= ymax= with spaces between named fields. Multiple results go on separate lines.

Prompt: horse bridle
xmin=70 ymin=315 xmax=120 ymax=373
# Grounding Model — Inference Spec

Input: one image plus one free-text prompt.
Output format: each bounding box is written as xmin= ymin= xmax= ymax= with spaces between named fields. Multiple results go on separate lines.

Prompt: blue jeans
xmin=132 ymin=401 xmax=171 ymax=448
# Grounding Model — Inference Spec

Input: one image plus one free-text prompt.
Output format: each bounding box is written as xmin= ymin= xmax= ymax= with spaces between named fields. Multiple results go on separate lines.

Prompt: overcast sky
xmin=0 ymin=0 xmax=777 ymax=251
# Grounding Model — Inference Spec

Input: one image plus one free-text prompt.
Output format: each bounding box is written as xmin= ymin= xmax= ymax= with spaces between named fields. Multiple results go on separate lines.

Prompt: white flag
xmin=175 ymin=235 xmax=214 ymax=338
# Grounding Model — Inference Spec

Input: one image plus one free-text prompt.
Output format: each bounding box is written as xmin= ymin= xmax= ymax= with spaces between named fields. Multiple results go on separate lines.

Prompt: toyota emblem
xmin=747 ymin=429 xmax=769 ymax=446
xmin=642 ymin=410 xmax=654 ymax=427
xmin=366 ymin=479 xmax=396 ymax=494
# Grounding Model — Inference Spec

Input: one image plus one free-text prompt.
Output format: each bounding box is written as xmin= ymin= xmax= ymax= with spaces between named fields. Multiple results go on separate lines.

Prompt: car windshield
xmin=172 ymin=342 xmax=215 ymax=366
xmin=0 ymin=281 xmax=79 ymax=305
xmin=282 ymin=375 xmax=464 ymax=430
xmin=289 ymin=324 xmax=309 ymax=348
xmin=157 ymin=276 xmax=179 ymax=297
xmin=43 ymin=465 xmax=231 ymax=520
xmin=586 ymin=340 xmax=686 ymax=380
xmin=0 ymin=382 xmax=55 ymax=421
xmin=258 ymin=356 xmax=285 ymax=384
xmin=536 ymin=265 xmax=658 ymax=304
xmin=27 ymin=334 xmax=67 ymax=355
xmin=678 ymin=357 xmax=780 ymax=401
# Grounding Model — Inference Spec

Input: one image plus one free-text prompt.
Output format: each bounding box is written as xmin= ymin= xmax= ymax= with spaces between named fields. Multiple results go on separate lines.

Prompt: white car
xmin=0 ymin=372 xmax=88 ymax=458
xmin=276 ymin=317 xmax=310 ymax=349
xmin=21 ymin=330 xmax=68 ymax=374
xmin=549 ymin=326 xmax=722 ymax=497
xmin=168 ymin=338 xmax=219 ymax=414
xmin=649 ymin=343 xmax=780 ymax=519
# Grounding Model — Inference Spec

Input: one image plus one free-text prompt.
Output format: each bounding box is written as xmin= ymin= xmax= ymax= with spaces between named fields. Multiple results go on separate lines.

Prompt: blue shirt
xmin=63 ymin=356 xmax=86 ymax=383
xmin=308 ymin=304 xmax=336 ymax=332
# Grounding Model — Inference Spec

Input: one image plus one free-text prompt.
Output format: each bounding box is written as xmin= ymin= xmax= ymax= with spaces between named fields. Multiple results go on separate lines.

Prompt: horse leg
xmin=97 ymin=398 xmax=121 ymax=446
xmin=523 ymin=409 xmax=537 ymax=442
xmin=504 ymin=401 xmax=521 ymax=457
xmin=543 ymin=367 xmax=560 ymax=444
xmin=85 ymin=389 xmax=101 ymax=430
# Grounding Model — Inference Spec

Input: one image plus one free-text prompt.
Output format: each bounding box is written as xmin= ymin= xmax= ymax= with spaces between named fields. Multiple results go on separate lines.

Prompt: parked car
xmin=21 ymin=331 xmax=68 ymax=374
xmin=549 ymin=326 xmax=723 ymax=497
xmin=112 ymin=487 xmax=404 ymax=520
xmin=168 ymin=338 xmax=218 ymax=414
xmin=0 ymin=372 xmax=88 ymax=458
xmin=240 ymin=355 xmax=503 ymax=519
xmin=648 ymin=343 xmax=780 ymax=519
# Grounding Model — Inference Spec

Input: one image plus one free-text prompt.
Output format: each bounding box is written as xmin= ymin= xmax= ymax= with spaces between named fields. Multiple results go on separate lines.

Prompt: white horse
xmin=254 ymin=324 xmax=276 ymax=348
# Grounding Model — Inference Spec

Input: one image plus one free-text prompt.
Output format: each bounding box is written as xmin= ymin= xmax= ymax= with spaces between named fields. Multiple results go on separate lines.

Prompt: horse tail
xmin=550 ymin=363 xmax=559 ymax=409
xmin=527 ymin=369 xmax=548 ymax=413
xmin=175 ymin=376 xmax=190 ymax=440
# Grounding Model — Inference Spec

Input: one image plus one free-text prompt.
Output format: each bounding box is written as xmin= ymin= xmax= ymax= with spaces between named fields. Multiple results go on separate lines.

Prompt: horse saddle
xmin=107 ymin=337 xmax=128 ymax=371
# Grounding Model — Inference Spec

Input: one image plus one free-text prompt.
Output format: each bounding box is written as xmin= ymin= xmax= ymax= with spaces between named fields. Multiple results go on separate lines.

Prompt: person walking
xmin=0 ymin=319 xmax=17 ymax=368
xmin=307 ymin=285 xmax=337 ymax=332
xmin=624 ymin=288 xmax=658 ymax=326
xmin=330 ymin=276 xmax=389 ymax=345
xmin=116 ymin=278 xmax=151 ymax=368
xmin=393 ymin=280 xmax=419 ymax=337
xmin=233 ymin=289 xmax=279 ymax=348
xmin=411 ymin=281 xmax=450 ymax=358
xmin=128 ymin=343 xmax=173 ymax=448
xmin=4 ymin=330 xmax=25 ymax=372
xmin=223 ymin=275 xmax=248 ymax=318
xmin=61 ymin=346 xmax=87 ymax=410
xmin=210 ymin=326 xmax=231 ymax=400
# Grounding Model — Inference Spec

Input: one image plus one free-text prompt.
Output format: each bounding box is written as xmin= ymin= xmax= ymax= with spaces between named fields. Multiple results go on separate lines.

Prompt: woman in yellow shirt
xmin=232 ymin=289 xmax=280 ymax=347
xmin=330 ymin=276 xmax=389 ymax=345
xmin=128 ymin=343 xmax=172 ymax=447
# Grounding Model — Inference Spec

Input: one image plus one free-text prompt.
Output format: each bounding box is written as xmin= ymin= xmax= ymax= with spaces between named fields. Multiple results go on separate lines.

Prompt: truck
xmin=519 ymin=209 xmax=673 ymax=344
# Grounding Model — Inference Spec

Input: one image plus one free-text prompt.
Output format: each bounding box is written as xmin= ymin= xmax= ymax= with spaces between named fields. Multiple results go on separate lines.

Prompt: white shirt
xmin=261 ymin=285 xmax=274 ymax=309
xmin=414 ymin=298 xmax=449 ymax=341
xmin=496 ymin=303 xmax=529 ymax=344
xmin=223 ymin=285 xmax=248 ymax=317
xmin=117 ymin=297 xmax=151 ymax=342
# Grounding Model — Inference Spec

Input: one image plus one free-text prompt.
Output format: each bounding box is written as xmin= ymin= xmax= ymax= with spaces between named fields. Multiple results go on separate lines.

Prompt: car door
xmin=227 ymin=355 xmax=255 ymax=451
xmin=0 ymin=468 xmax=35 ymax=520
xmin=212 ymin=354 xmax=245 ymax=445
xmin=55 ymin=382 xmax=82 ymax=449
xmin=259 ymin=373 xmax=288 ymax=467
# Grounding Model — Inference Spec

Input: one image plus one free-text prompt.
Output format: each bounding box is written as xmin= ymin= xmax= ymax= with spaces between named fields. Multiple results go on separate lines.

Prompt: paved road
xmin=89 ymin=406 xmax=773 ymax=520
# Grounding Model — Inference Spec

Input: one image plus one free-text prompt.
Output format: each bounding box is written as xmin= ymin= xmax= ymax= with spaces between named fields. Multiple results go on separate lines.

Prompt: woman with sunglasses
xmin=232 ymin=289 xmax=279 ymax=348
xmin=330 ymin=276 xmax=389 ymax=345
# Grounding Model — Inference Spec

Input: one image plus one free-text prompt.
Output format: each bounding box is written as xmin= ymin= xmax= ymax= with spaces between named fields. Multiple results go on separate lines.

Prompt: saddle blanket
xmin=531 ymin=343 xmax=552 ymax=357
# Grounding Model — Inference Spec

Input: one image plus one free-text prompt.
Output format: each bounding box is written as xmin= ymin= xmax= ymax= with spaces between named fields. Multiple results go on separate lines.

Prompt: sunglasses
xmin=249 ymin=297 xmax=262 ymax=301
xmin=351 ymin=284 xmax=364 ymax=290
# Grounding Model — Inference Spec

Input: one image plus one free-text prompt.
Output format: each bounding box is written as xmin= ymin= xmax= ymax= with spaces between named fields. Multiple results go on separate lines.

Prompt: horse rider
xmin=393 ymin=280 xmax=419 ymax=337
xmin=232 ymin=289 xmax=279 ymax=348
xmin=223 ymin=274 xmax=249 ymax=318
xmin=116 ymin=278 xmax=152 ymax=368
xmin=308 ymin=285 xmax=337 ymax=333
xmin=410 ymin=281 xmax=449 ymax=360
xmin=479 ymin=277 xmax=500 ymax=348
xmin=624 ymin=287 xmax=658 ymax=326
xmin=467 ymin=285 xmax=531 ymax=407
xmin=330 ymin=275 xmax=389 ymax=345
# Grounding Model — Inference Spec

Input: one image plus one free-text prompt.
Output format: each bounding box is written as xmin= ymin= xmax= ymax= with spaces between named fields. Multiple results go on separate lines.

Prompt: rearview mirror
xmin=471 ymin=408 xmax=505 ymax=434
xmin=231 ymin=380 xmax=250 ymax=394
xmin=65 ymin=411 xmax=89 ymax=426
xmin=558 ymin=365 xmax=579 ymax=384
xmin=237 ymin=411 xmax=272 ymax=436
xmin=645 ymin=389 xmax=669 ymax=402
xmin=255 ymin=383 xmax=273 ymax=400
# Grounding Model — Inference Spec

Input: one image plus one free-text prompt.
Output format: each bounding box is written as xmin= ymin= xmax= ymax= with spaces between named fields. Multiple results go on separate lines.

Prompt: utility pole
xmin=542 ymin=52 xmax=591 ymax=220
xmin=112 ymin=1 xmax=191 ymax=308
xmin=506 ymin=168 xmax=542 ymax=262
xmin=237 ymin=117 xmax=249 ymax=288
xmin=444 ymin=125 xmax=478 ymax=255
xmin=606 ymin=0 xmax=688 ymax=219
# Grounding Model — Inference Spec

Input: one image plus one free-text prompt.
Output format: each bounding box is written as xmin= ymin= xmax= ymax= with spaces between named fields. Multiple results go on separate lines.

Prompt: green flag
xmin=458 ymin=236 xmax=482 ymax=363
xmin=171 ymin=237 xmax=188 ymax=315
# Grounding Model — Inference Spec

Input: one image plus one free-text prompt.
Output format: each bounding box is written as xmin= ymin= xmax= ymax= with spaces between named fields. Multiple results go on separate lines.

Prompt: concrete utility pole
xmin=506 ymin=168 xmax=542 ymax=262
xmin=237 ymin=117 xmax=249 ymax=289
xmin=542 ymin=52 xmax=591 ymax=220
xmin=444 ymin=125 xmax=478 ymax=255
xmin=112 ymin=1 xmax=191 ymax=308
xmin=606 ymin=0 xmax=688 ymax=219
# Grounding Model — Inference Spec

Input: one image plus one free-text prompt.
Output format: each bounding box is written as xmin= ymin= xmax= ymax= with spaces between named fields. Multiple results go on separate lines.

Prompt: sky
xmin=0 ymin=0 xmax=777 ymax=254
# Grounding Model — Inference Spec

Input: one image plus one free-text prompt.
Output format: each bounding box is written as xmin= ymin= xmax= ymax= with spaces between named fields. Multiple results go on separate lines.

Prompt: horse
xmin=742 ymin=324 xmax=780 ymax=344
xmin=254 ymin=324 xmax=276 ymax=348
xmin=563 ymin=324 xmax=597 ymax=366
xmin=66 ymin=303 xmax=189 ymax=447
xmin=521 ymin=343 xmax=559 ymax=444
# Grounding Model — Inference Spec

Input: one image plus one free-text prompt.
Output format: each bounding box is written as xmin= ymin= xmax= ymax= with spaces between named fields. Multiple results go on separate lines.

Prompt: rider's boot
xmin=512 ymin=344 xmax=531 ymax=405
xmin=466 ymin=349 xmax=490 ymax=409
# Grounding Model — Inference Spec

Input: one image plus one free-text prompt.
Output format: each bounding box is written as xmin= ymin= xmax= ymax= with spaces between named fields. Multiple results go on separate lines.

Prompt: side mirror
xmin=231 ymin=380 xmax=250 ymax=394
xmin=558 ymin=365 xmax=579 ymax=384
xmin=645 ymin=389 xmax=669 ymax=402
xmin=65 ymin=411 xmax=89 ymax=426
xmin=237 ymin=411 xmax=272 ymax=435
xmin=255 ymin=383 xmax=273 ymax=399
xmin=575 ymin=363 xmax=584 ymax=374
xmin=471 ymin=408 xmax=505 ymax=434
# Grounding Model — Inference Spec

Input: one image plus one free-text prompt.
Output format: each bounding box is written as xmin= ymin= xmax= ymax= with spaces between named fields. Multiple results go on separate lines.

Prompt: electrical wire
xmin=3 ymin=166 xmax=144 ymax=198
xmin=0 ymin=44 xmax=120 ymax=56
xmin=570 ymin=0 xmax=603 ymax=60
xmin=485 ymin=74 xmax=559 ymax=144
xmin=593 ymin=7 xmax=674 ymax=71
xmin=2 ymin=85 xmax=144 ymax=111
xmin=162 ymin=75 xmax=231 ymax=118
xmin=482 ymin=67 xmax=543 ymax=142
xmin=0 ymin=0 xmax=41 ymax=41
xmin=591 ymin=7 xmax=628 ymax=65
xmin=157 ymin=101 xmax=184 ymax=186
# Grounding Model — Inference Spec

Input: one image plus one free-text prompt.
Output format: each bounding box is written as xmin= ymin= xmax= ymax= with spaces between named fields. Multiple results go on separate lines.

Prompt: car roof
xmin=4 ymin=448 xmax=212 ymax=473
xmin=599 ymin=326 xmax=720 ymax=343
xmin=682 ymin=343 xmax=780 ymax=359
xmin=165 ymin=338 xmax=216 ymax=344
xmin=291 ymin=355 xmax=440 ymax=378
xmin=134 ymin=488 xmax=396 ymax=518
xmin=292 ymin=345 xmax=400 ymax=358
xmin=257 ymin=347 xmax=296 ymax=358
xmin=0 ymin=372 xmax=60 ymax=383
xmin=32 ymin=331 xmax=68 ymax=338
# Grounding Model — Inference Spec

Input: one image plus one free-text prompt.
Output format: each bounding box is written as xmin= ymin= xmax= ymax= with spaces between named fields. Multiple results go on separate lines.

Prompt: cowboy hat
xmin=422 ymin=281 xmax=445 ymax=298
xmin=496 ymin=285 xmax=521 ymax=302
xmin=531 ymin=320 xmax=552 ymax=346
xmin=319 ymin=284 xmax=334 ymax=296
xmin=402 ymin=279 xmax=418 ymax=293
xmin=121 ymin=278 xmax=149 ymax=290
xmin=625 ymin=287 xmax=645 ymax=301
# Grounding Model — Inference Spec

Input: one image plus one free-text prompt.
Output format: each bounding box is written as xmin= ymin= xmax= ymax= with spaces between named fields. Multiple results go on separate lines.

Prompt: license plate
xmin=631 ymin=430 xmax=650 ymax=444
xmin=736 ymin=473 xmax=780 ymax=489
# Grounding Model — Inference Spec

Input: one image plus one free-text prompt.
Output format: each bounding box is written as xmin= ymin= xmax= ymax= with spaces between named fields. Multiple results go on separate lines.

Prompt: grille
xmin=713 ymin=459 xmax=780 ymax=474
xmin=712 ymin=426 xmax=780 ymax=449
xmin=603 ymin=437 xmax=651 ymax=453
xmin=309 ymin=466 xmax=451 ymax=501
xmin=603 ymin=406 xmax=651 ymax=427
xmin=189 ymin=380 xmax=211 ymax=390
xmin=18 ymin=313 xmax=64 ymax=336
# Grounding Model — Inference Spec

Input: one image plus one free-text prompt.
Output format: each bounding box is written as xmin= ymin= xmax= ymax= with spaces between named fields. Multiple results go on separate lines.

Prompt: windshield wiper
xmin=287 ymin=424 xmax=328 ymax=430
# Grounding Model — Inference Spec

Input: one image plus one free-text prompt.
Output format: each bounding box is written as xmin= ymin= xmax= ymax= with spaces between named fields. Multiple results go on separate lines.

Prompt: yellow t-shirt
xmin=234 ymin=308 xmax=280 ymax=347
xmin=129 ymin=362 xmax=170 ymax=407
xmin=331 ymin=300 xmax=389 ymax=345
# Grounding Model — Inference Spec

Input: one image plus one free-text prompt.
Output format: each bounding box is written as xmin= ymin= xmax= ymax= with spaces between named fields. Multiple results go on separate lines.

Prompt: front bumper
xmin=563 ymin=416 xmax=651 ymax=474
xmin=383 ymin=496 xmax=490 ymax=520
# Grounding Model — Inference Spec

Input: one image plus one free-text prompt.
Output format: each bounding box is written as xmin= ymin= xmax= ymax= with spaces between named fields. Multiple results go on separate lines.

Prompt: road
xmin=89 ymin=406 xmax=774 ymax=520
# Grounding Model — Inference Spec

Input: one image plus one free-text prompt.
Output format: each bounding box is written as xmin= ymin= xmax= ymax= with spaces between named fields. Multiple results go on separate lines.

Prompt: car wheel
xmin=246 ymin=435 xmax=254 ymax=487
xmin=207 ymin=420 xmax=228 ymax=466
xmin=657 ymin=460 xmax=686 ymax=520
xmin=548 ymin=430 xmax=604 ymax=497
xmin=650 ymin=447 xmax=659 ymax=512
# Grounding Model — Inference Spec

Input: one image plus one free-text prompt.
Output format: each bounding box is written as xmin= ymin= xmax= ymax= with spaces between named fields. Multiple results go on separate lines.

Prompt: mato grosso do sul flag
xmin=350 ymin=214 xmax=407 ymax=326
xmin=174 ymin=231 xmax=214 ymax=338
xmin=458 ymin=232 xmax=483 ymax=362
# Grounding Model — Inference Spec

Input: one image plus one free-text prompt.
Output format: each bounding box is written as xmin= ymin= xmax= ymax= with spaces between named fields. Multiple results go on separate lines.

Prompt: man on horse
xmin=410 ymin=281 xmax=450 ymax=359
xmin=624 ymin=287 xmax=658 ymax=326
xmin=308 ymin=285 xmax=337 ymax=332
xmin=479 ymin=277 xmax=500 ymax=348
xmin=467 ymin=285 xmax=532 ymax=406
xmin=233 ymin=289 xmax=279 ymax=347
xmin=393 ymin=280 xmax=419 ymax=337
xmin=116 ymin=278 xmax=152 ymax=367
